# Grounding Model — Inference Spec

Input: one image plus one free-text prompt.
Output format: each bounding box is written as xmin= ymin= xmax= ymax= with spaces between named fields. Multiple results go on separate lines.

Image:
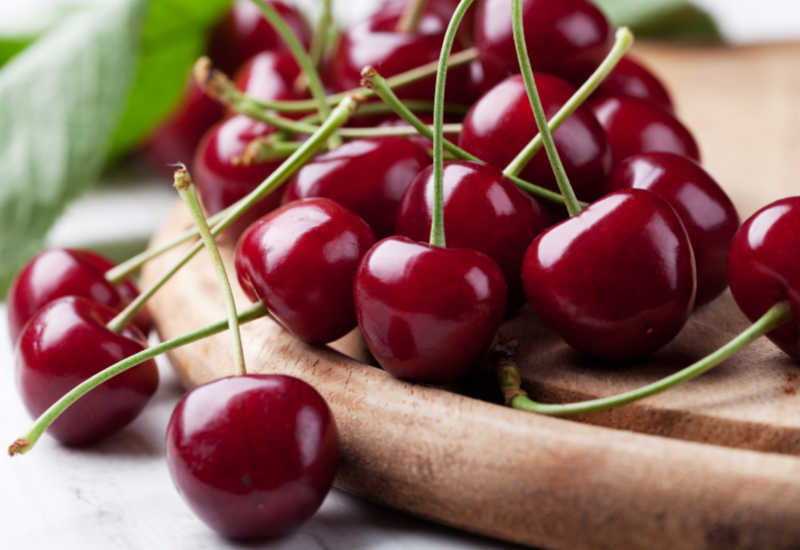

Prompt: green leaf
xmin=0 ymin=0 xmax=145 ymax=294
xmin=594 ymin=0 xmax=722 ymax=42
xmin=0 ymin=36 xmax=35 ymax=67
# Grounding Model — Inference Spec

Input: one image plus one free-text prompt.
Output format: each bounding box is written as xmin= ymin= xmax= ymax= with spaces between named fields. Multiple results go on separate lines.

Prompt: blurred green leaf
xmin=594 ymin=0 xmax=722 ymax=42
xmin=0 ymin=36 xmax=35 ymax=67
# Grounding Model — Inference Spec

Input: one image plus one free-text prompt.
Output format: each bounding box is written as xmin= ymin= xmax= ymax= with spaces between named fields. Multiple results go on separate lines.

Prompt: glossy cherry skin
xmin=728 ymin=197 xmax=800 ymax=360
xmin=522 ymin=189 xmax=697 ymax=360
xmin=166 ymin=374 xmax=338 ymax=539
xmin=607 ymin=153 xmax=740 ymax=306
xmin=395 ymin=161 xmax=550 ymax=304
xmin=15 ymin=297 xmax=159 ymax=446
xmin=585 ymin=56 xmax=674 ymax=113
xmin=590 ymin=95 xmax=700 ymax=167
xmin=234 ymin=50 xmax=304 ymax=109
xmin=475 ymin=0 xmax=612 ymax=83
xmin=7 ymin=248 xmax=144 ymax=343
xmin=354 ymin=237 xmax=507 ymax=382
xmin=209 ymin=0 xmax=311 ymax=74
xmin=236 ymin=198 xmax=376 ymax=345
xmin=282 ymin=137 xmax=432 ymax=238
xmin=460 ymin=74 xmax=611 ymax=202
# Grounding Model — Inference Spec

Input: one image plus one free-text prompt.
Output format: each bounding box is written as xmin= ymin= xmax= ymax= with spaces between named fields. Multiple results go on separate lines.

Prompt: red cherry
xmin=475 ymin=0 xmax=612 ymax=83
xmin=15 ymin=297 xmax=158 ymax=446
xmin=607 ymin=153 xmax=740 ymax=306
xmin=728 ymin=197 xmax=800 ymax=360
xmin=282 ymin=137 xmax=432 ymax=238
xmin=7 ymin=248 xmax=145 ymax=343
xmin=459 ymin=74 xmax=611 ymax=203
xmin=354 ymin=236 xmax=507 ymax=382
xmin=522 ymin=189 xmax=696 ymax=360
xmin=395 ymin=161 xmax=550 ymax=304
xmin=590 ymin=95 xmax=700 ymax=166
xmin=586 ymin=55 xmax=674 ymax=113
xmin=233 ymin=50 xmax=305 ymax=109
xmin=235 ymin=198 xmax=376 ymax=345
xmin=166 ymin=374 xmax=338 ymax=539
xmin=209 ymin=0 xmax=311 ymax=74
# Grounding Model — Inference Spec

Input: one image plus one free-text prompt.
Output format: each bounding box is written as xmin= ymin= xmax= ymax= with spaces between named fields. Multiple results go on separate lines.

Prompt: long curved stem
xmin=309 ymin=0 xmax=332 ymax=70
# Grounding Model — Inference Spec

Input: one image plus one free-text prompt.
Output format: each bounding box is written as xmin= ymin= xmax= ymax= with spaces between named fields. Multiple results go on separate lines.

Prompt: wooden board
xmin=143 ymin=43 xmax=800 ymax=549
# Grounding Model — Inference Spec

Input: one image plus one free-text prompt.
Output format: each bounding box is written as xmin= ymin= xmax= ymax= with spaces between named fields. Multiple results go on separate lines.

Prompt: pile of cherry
xmin=6 ymin=0 xmax=800 ymax=542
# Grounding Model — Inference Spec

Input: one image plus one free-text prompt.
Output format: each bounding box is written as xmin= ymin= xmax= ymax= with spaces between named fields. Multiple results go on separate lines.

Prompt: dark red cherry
xmin=728 ymin=197 xmax=800 ymax=360
xmin=166 ymin=374 xmax=338 ymax=539
xmin=234 ymin=50 xmax=304 ymax=108
xmin=584 ymin=55 xmax=674 ymax=113
xmin=7 ymin=248 xmax=145 ymax=343
xmin=209 ymin=0 xmax=312 ymax=74
xmin=236 ymin=198 xmax=376 ymax=345
xmin=15 ymin=297 xmax=158 ymax=446
xmin=354 ymin=237 xmax=507 ymax=382
xmin=475 ymin=0 xmax=612 ymax=83
xmin=282 ymin=137 xmax=431 ymax=238
xmin=607 ymin=153 xmax=740 ymax=306
xmin=395 ymin=161 xmax=550 ymax=304
xmin=522 ymin=189 xmax=696 ymax=360
xmin=459 ymin=73 xmax=611 ymax=202
xmin=590 ymin=95 xmax=700 ymax=166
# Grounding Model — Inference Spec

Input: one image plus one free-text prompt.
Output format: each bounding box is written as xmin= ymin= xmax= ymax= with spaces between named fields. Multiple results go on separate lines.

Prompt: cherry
xmin=728 ymin=197 xmax=800 ymax=360
xmin=459 ymin=73 xmax=611 ymax=203
xmin=522 ymin=189 xmax=696 ymax=360
xmin=582 ymin=55 xmax=674 ymax=113
xmin=395 ymin=161 xmax=550 ymax=305
xmin=166 ymin=374 xmax=338 ymax=539
xmin=354 ymin=236 xmax=507 ymax=382
xmin=475 ymin=0 xmax=612 ymax=83
xmin=590 ymin=95 xmax=700 ymax=167
xmin=282 ymin=137 xmax=432 ymax=238
xmin=235 ymin=198 xmax=376 ymax=345
xmin=233 ymin=50 xmax=305 ymax=109
xmin=15 ymin=297 xmax=158 ymax=446
xmin=209 ymin=0 xmax=312 ymax=74
xmin=607 ymin=153 xmax=740 ymax=306
xmin=7 ymin=248 xmax=145 ymax=343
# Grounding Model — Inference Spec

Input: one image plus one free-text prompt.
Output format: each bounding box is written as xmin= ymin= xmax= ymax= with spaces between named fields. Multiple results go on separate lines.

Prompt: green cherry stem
xmin=511 ymin=0 xmax=580 ymax=217
xmin=8 ymin=303 xmax=270 ymax=456
xmin=396 ymin=0 xmax=428 ymax=34
xmin=174 ymin=168 xmax=246 ymax=376
xmin=309 ymin=0 xmax=333 ymax=71
xmin=503 ymin=27 xmax=634 ymax=179
xmin=498 ymin=302 xmax=793 ymax=417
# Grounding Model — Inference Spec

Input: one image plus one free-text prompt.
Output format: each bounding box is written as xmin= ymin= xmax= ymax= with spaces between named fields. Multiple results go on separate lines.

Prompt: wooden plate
xmin=143 ymin=44 xmax=800 ymax=549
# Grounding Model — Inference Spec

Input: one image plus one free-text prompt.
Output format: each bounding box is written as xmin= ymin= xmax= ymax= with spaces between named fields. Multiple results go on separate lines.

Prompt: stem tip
xmin=8 ymin=438 xmax=29 ymax=457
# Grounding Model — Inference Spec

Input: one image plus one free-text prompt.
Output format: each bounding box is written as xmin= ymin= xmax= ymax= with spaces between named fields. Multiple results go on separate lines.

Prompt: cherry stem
xmin=498 ymin=301 xmax=793 ymax=417
xmin=309 ymin=0 xmax=333 ymax=71
xmin=8 ymin=303 xmax=270 ymax=456
xmin=396 ymin=0 xmax=428 ymax=34
xmin=174 ymin=168 xmax=247 ymax=377
xmin=511 ymin=0 xmax=580 ymax=217
xmin=503 ymin=27 xmax=634 ymax=179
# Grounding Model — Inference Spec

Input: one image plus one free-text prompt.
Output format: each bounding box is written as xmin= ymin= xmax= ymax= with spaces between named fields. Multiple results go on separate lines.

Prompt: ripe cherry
xmin=15 ymin=297 xmax=159 ymax=446
xmin=590 ymin=95 xmax=700 ymax=166
xmin=236 ymin=198 xmax=376 ymax=345
xmin=583 ymin=55 xmax=674 ymax=113
xmin=209 ymin=0 xmax=312 ymax=74
xmin=475 ymin=0 xmax=612 ymax=83
xmin=354 ymin=237 xmax=507 ymax=382
xmin=607 ymin=153 xmax=740 ymax=306
xmin=459 ymin=74 xmax=611 ymax=203
xmin=282 ymin=137 xmax=432 ymax=238
xmin=7 ymin=248 xmax=145 ymax=343
xmin=522 ymin=189 xmax=696 ymax=360
xmin=234 ymin=50 xmax=304 ymax=109
xmin=166 ymin=374 xmax=338 ymax=539
xmin=728 ymin=197 xmax=800 ymax=360
xmin=395 ymin=161 xmax=550 ymax=305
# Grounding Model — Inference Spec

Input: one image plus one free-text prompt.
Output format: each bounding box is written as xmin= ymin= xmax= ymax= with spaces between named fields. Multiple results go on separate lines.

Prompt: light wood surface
xmin=143 ymin=43 xmax=800 ymax=549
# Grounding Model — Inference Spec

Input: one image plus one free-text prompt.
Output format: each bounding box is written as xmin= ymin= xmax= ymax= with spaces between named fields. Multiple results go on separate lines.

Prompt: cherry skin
xmin=590 ymin=95 xmax=700 ymax=167
xmin=7 ymin=248 xmax=145 ymax=343
xmin=395 ymin=161 xmax=550 ymax=305
xmin=15 ymin=297 xmax=159 ymax=446
xmin=282 ymin=137 xmax=432 ymax=238
xmin=354 ymin=237 xmax=507 ymax=383
xmin=607 ymin=152 xmax=740 ymax=306
xmin=584 ymin=56 xmax=674 ymax=113
xmin=728 ymin=197 xmax=800 ymax=360
xmin=234 ymin=50 xmax=304 ymax=109
xmin=236 ymin=198 xmax=376 ymax=345
xmin=459 ymin=73 xmax=611 ymax=203
xmin=166 ymin=374 xmax=338 ymax=539
xmin=475 ymin=0 xmax=612 ymax=83
xmin=522 ymin=189 xmax=696 ymax=360
xmin=209 ymin=0 xmax=311 ymax=74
